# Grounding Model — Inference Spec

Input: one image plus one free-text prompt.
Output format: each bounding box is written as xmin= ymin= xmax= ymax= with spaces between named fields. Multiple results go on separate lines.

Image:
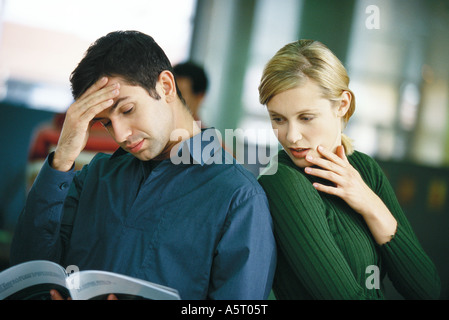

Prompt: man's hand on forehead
xmin=52 ymin=77 xmax=120 ymax=172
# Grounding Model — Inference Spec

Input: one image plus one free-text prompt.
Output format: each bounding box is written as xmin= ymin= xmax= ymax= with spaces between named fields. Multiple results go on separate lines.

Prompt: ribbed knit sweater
xmin=258 ymin=149 xmax=441 ymax=299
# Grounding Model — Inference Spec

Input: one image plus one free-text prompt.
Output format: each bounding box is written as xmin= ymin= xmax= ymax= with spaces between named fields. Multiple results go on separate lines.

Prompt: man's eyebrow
xmin=93 ymin=96 xmax=130 ymax=121
xmin=110 ymin=96 xmax=131 ymax=112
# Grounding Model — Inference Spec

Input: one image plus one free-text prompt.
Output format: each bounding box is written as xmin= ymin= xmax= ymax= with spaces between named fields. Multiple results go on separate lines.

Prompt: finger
xmin=50 ymin=289 xmax=66 ymax=300
xmin=107 ymin=294 xmax=118 ymax=300
xmin=306 ymin=153 xmax=345 ymax=175
xmin=79 ymin=97 xmax=115 ymax=122
xmin=317 ymin=145 xmax=347 ymax=165
xmin=305 ymin=166 xmax=344 ymax=185
xmin=78 ymin=82 xmax=119 ymax=112
xmin=312 ymin=182 xmax=342 ymax=197
xmin=73 ymin=85 xmax=119 ymax=124
xmin=67 ymin=84 xmax=118 ymax=122
xmin=78 ymin=76 xmax=109 ymax=100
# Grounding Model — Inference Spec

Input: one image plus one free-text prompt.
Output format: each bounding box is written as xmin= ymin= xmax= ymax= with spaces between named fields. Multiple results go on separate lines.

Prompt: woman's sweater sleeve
xmin=354 ymin=154 xmax=441 ymax=299
xmin=259 ymin=163 xmax=370 ymax=299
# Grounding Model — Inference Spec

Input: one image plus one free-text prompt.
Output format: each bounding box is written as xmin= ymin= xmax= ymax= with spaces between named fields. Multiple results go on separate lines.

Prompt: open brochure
xmin=0 ymin=260 xmax=180 ymax=300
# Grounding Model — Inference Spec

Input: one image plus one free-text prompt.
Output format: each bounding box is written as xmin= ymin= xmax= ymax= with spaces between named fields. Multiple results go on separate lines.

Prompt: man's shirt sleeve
xmin=10 ymin=152 xmax=76 ymax=265
xmin=208 ymin=190 xmax=276 ymax=300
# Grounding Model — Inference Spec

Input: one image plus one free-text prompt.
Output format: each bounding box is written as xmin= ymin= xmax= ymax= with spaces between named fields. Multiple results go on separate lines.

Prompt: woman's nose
xmin=286 ymin=123 xmax=302 ymax=144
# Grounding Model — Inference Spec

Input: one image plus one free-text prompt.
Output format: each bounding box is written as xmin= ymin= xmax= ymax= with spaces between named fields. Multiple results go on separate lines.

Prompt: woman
xmin=257 ymin=40 xmax=440 ymax=299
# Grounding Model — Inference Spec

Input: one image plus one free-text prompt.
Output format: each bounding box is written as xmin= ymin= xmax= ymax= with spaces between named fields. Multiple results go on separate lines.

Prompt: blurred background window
xmin=0 ymin=0 xmax=196 ymax=111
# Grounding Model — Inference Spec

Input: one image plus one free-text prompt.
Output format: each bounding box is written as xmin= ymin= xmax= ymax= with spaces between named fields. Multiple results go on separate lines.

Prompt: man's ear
xmin=158 ymin=70 xmax=177 ymax=102
xmin=337 ymin=90 xmax=351 ymax=117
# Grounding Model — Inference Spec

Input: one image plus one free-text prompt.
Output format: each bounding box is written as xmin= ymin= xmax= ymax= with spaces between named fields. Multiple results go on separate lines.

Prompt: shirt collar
xmin=110 ymin=146 xmax=128 ymax=159
xmin=109 ymin=128 xmax=222 ymax=165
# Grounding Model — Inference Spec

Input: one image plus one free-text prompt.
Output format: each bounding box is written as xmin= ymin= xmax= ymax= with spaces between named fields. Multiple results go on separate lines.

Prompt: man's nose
xmin=112 ymin=121 xmax=132 ymax=144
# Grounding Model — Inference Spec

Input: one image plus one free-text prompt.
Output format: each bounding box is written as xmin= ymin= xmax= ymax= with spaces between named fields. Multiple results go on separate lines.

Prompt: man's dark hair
xmin=173 ymin=61 xmax=208 ymax=95
xmin=70 ymin=30 xmax=182 ymax=101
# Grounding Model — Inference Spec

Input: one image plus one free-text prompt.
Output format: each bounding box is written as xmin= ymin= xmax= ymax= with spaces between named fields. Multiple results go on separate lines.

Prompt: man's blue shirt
xmin=11 ymin=129 xmax=276 ymax=299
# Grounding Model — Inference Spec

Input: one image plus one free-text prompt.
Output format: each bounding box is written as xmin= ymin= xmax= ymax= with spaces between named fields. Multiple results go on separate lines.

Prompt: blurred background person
xmin=173 ymin=61 xmax=209 ymax=124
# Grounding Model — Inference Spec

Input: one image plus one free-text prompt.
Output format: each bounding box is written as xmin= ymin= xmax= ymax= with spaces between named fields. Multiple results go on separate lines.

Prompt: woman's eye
xmin=271 ymin=117 xmax=284 ymax=123
xmin=301 ymin=115 xmax=314 ymax=121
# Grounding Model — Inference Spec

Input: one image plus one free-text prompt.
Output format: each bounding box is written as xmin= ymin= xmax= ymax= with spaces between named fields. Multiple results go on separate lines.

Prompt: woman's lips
xmin=289 ymin=148 xmax=310 ymax=158
xmin=128 ymin=140 xmax=144 ymax=153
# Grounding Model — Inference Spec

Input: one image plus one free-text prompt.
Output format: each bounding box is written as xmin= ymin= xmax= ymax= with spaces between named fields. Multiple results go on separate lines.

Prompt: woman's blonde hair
xmin=258 ymin=40 xmax=355 ymax=155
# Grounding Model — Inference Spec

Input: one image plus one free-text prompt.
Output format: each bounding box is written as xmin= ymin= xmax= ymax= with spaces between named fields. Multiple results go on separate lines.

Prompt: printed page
xmin=0 ymin=260 xmax=69 ymax=300
xmin=68 ymin=270 xmax=180 ymax=300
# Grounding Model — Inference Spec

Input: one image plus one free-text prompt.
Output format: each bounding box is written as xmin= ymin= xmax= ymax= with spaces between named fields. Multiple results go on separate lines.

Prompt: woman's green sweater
xmin=258 ymin=149 xmax=441 ymax=299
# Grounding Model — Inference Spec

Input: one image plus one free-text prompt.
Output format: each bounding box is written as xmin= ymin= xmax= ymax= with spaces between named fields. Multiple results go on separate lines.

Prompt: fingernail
xmin=306 ymin=155 xmax=313 ymax=161
xmin=317 ymin=145 xmax=323 ymax=151
xmin=305 ymin=167 xmax=312 ymax=173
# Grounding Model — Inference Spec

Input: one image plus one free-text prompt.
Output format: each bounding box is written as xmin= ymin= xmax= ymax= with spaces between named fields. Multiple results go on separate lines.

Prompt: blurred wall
xmin=0 ymin=103 xmax=54 ymax=229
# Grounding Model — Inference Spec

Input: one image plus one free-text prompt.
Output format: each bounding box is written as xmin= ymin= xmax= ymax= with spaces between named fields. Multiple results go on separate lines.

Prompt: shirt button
xmin=59 ymin=182 xmax=69 ymax=190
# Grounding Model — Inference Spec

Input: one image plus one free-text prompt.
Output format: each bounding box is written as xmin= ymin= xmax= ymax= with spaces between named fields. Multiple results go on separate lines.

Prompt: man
xmin=173 ymin=61 xmax=208 ymax=122
xmin=10 ymin=31 xmax=276 ymax=300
